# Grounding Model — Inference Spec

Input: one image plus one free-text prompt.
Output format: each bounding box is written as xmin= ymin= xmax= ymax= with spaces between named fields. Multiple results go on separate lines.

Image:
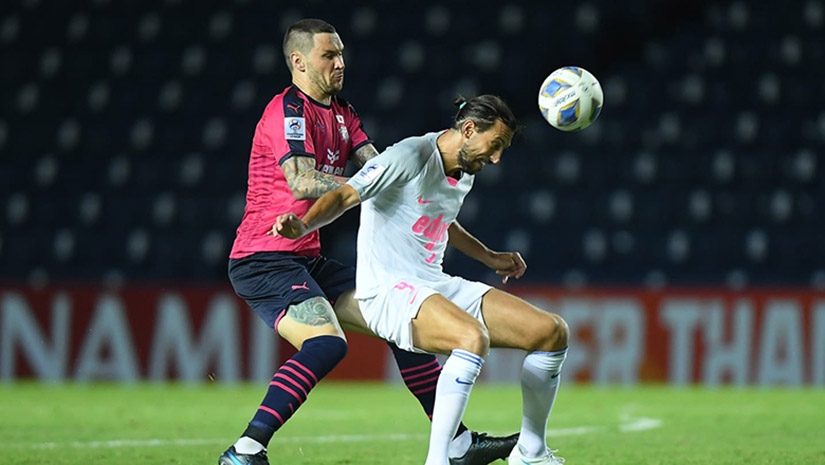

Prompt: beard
xmin=324 ymin=76 xmax=344 ymax=95
xmin=308 ymin=69 xmax=344 ymax=96
xmin=456 ymin=144 xmax=484 ymax=175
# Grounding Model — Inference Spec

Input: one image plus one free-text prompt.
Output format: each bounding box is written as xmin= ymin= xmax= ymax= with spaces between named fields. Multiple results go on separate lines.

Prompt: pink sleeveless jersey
xmin=230 ymin=85 xmax=371 ymax=259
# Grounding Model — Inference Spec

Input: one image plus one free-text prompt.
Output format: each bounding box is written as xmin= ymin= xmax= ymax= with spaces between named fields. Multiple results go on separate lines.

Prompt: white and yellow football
xmin=538 ymin=66 xmax=603 ymax=132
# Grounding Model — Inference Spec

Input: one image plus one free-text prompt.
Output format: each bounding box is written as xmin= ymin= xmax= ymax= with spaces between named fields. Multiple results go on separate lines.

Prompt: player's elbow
xmin=337 ymin=185 xmax=362 ymax=210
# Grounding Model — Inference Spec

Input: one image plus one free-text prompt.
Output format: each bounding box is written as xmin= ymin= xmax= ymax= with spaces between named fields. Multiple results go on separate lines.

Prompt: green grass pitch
xmin=1 ymin=382 xmax=823 ymax=464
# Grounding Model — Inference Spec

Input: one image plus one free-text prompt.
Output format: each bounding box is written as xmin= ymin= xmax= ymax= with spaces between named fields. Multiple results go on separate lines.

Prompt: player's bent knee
xmin=327 ymin=335 xmax=349 ymax=362
xmin=529 ymin=313 xmax=568 ymax=352
xmin=454 ymin=323 xmax=490 ymax=357
xmin=278 ymin=296 xmax=346 ymax=345
xmin=305 ymin=334 xmax=349 ymax=364
xmin=551 ymin=313 xmax=569 ymax=350
xmin=293 ymin=334 xmax=349 ymax=379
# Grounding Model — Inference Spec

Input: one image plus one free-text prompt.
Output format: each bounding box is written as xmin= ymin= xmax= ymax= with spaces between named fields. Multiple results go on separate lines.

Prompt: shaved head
xmin=283 ymin=19 xmax=337 ymax=71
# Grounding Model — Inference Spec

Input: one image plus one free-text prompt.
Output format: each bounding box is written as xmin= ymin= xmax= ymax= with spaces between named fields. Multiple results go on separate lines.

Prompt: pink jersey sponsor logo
xmin=411 ymin=214 xmax=451 ymax=263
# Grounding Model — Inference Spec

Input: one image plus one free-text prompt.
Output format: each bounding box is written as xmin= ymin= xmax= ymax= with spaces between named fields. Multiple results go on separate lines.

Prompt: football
xmin=538 ymin=66 xmax=603 ymax=131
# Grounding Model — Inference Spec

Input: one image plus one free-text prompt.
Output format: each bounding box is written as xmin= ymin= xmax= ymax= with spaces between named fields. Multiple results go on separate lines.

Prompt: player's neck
xmin=436 ymin=129 xmax=463 ymax=178
xmin=293 ymin=81 xmax=332 ymax=106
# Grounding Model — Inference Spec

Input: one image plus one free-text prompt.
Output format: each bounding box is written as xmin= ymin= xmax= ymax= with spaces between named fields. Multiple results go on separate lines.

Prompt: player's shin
xmin=424 ymin=349 xmax=484 ymax=465
xmin=237 ymin=335 xmax=348 ymax=452
xmin=388 ymin=342 xmax=471 ymax=439
xmin=517 ymin=349 xmax=567 ymax=458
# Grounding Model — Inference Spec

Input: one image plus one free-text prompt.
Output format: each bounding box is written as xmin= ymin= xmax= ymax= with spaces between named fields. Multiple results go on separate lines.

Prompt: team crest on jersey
xmin=358 ymin=163 xmax=385 ymax=183
xmin=284 ymin=117 xmax=306 ymax=140
xmin=339 ymin=125 xmax=349 ymax=142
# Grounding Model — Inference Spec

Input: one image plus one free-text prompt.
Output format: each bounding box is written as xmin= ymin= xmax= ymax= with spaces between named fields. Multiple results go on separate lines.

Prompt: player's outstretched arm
xmin=447 ymin=222 xmax=527 ymax=283
xmin=272 ymin=184 xmax=362 ymax=239
xmin=282 ymin=155 xmax=349 ymax=200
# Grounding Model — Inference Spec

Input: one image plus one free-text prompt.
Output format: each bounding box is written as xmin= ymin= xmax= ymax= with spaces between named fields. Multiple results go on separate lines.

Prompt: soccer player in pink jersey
xmin=219 ymin=19 xmax=516 ymax=465
xmin=274 ymin=95 xmax=570 ymax=465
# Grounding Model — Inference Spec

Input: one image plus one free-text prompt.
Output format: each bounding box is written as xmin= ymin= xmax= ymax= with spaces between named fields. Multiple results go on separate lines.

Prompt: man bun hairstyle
xmin=453 ymin=95 xmax=520 ymax=134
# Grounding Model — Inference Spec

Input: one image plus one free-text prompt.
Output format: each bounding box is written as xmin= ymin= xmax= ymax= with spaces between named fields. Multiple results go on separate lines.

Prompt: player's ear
xmin=461 ymin=120 xmax=475 ymax=139
xmin=291 ymin=52 xmax=305 ymax=72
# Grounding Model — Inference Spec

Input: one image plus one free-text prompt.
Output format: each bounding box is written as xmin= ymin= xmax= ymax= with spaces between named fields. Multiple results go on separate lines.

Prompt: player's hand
xmin=487 ymin=251 xmax=527 ymax=284
xmin=268 ymin=213 xmax=307 ymax=239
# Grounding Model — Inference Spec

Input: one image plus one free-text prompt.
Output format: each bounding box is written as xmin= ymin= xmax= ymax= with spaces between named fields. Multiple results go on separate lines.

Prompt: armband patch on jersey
xmin=284 ymin=117 xmax=306 ymax=140
xmin=358 ymin=163 xmax=386 ymax=183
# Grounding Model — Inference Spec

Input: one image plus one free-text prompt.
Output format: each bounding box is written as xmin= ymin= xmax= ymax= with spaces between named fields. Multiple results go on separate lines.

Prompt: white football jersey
xmin=346 ymin=131 xmax=474 ymax=299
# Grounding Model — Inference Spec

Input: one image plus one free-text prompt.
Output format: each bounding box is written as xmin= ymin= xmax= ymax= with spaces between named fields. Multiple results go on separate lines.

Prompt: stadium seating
xmin=0 ymin=0 xmax=822 ymax=287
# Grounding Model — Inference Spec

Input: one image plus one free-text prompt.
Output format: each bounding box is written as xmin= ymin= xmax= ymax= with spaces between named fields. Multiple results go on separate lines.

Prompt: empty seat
xmin=0 ymin=0 xmax=822 ymax=286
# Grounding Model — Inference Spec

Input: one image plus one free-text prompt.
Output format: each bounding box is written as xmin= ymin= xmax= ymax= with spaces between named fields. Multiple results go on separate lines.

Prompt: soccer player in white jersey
xmin=220 ymin=19 xmax=515 ymax=465
xmin=274 ymin=95 xmax=570 ymax=465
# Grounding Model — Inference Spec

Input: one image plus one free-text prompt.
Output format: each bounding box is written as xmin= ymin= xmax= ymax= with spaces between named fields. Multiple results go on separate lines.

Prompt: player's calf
xmin=219 ymin=333 xmax=348 ymax=463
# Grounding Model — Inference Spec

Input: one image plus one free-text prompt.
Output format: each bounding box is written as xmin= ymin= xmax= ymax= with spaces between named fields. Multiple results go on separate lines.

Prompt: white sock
xmin=425 ymin=349 xmax=484 ymax=465
xmin=448 ymin=429 xmax=472 ymax=458
xmin=233 ymin=436 xmax=265 ymax=455
xmin=518 ymin=349 xmax=567 ymax=458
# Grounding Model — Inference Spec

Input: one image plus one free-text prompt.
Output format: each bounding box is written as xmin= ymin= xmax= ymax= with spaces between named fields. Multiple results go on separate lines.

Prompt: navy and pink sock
xmin=240 ymin=335 xmax=348 ymax=449
xmin=388 ymin=342 xmax=469 ymax=437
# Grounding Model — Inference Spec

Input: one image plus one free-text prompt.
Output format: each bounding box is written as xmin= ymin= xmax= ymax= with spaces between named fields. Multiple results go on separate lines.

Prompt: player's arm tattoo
xmin=286 ymin=296 xmax=337 ymax=326
xmin=282 ymin=156 xmax=345 ymax=200
xmin=351 ymin=143 xmax=380 ymax=168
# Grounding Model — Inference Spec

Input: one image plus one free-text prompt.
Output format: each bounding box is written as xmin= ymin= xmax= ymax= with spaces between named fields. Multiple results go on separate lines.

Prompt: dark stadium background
xmin=1 ymin=0 xmax=823 ymax=387
xmin=3 ymin=0 xmax=821 ymax=287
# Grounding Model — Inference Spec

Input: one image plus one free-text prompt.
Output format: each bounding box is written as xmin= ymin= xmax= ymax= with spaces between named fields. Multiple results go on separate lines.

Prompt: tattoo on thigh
xmin=287 ymin=296 xmax=336 ymax=326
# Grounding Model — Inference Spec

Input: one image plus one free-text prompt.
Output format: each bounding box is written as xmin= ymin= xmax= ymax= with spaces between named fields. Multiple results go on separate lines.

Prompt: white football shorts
xmin=356 ymin=275 xmax=492 ymax=353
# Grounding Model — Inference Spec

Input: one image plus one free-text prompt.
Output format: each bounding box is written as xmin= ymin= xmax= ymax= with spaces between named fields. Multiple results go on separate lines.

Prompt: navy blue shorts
xmin=228 ymin=252 xmax=355 ymax=329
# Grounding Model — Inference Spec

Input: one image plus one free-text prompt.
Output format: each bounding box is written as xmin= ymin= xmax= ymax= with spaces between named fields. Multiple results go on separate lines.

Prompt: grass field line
xmin=25 ymin=417 xmax=662 ymax=450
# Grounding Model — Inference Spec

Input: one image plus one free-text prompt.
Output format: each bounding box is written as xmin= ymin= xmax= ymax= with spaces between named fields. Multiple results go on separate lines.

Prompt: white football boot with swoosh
xmin=508 ymin=446 xmax=565 ymax=465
